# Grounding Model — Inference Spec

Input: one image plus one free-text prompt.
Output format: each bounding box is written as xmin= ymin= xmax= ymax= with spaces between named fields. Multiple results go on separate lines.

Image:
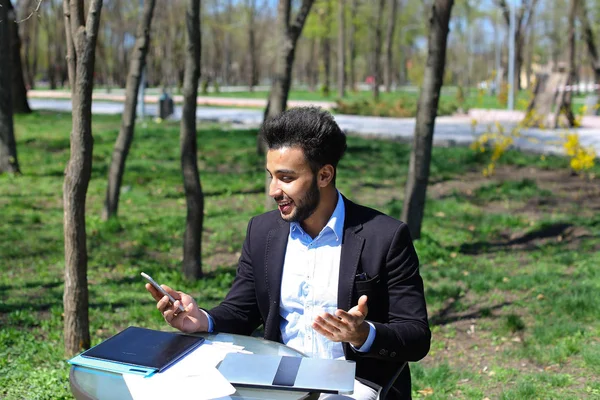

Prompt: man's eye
xmin=281 ymin=176 xmax=293 ymax=182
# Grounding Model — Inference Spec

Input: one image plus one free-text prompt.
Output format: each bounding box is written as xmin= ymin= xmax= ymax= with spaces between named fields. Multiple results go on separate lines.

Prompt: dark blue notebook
xmin=80 ymin=326 xmax=204 ymax=372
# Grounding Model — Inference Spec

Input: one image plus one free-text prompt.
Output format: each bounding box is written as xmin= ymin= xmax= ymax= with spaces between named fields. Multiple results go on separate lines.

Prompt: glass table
xmin=69 ymin=332 xmax=318 ymax=400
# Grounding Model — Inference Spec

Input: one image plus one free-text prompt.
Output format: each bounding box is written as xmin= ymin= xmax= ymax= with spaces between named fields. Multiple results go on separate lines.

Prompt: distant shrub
xmin=335 ymin=97 xmax=460 ymax=118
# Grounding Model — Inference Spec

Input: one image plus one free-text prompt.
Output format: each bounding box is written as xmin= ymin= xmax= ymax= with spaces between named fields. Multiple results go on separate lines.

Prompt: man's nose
xmin=268 ymin=178 xmax=282 ymax=198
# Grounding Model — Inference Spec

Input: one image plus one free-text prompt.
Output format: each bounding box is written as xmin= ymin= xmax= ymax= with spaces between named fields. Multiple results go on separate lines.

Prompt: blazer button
xmin=390 ymin=352 xmax=397 ymax=358
xmin=379 ymin=349 xmax=388 ymax=356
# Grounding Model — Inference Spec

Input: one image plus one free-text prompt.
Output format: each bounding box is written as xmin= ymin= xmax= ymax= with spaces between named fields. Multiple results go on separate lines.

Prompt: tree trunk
xmin=384 ymin=0 xmax=399 ymax=92
xmin=321 ymin=0 xmax=332 ymax=97
xmin=246 ymin=0 xmax=258 ymax=91
xmin=0 ymin=0 xmax=20 ymax=174
xmin=348 ymin=0 xmax=358 ymax=91
xmin=18 ymin=0 xmax=34 ymax=89
xmin=401 ymin=0 xmax=454 ymax=240
xmin=265 ymin=0 xmax=314 ymax=119
xmin=322 ymin=36 xmax=331 ymax=97
xmin=525 ymin=11 xmax=534 ymax=89
xmin=578 ymin=0 xmax=600 ymax=84
xmin=180 ymin=0 xmax=204 ymax=280
xmin=337 ymin=0 xmax=346 ymax=98
xmin=223 ymin=0 xmax=233 ymax=86
xmin=372 ymin=0 xmax=385 ymax=100
xmin=30 ymin=14 xmax=38 ymax=89
xmin=497 ymin=0 xmax=539 ymax=92
xmin=562 ymin=0 xmax=577 ymax=125
xmin=259 ymin=0 xmax=314 ymax=147
xmin=46 ymin=9 xmax=58 ymax=91
xmin=6 ymin=1 xmax=31 ymax=114
xmin=62 ymin=0 xmax=103 ymax=357
xmin=515 ymin=32 xmax=524 ymax=90
xmin=260 ymin=0 xmax=314 ymax=209
xmin=103 ymin=0 xmax=157 ymax=220
xmin=308 ymin=38 xmax=318 ymax=91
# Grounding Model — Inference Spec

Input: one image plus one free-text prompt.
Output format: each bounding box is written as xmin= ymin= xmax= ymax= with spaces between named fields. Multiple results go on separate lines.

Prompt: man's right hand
xmin=145 ymin=283 xmax=209 ymax=333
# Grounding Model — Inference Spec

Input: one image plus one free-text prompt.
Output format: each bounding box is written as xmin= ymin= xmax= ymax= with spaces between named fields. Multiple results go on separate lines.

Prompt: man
xmin=147 ymin=107 xmax=430 ymax=399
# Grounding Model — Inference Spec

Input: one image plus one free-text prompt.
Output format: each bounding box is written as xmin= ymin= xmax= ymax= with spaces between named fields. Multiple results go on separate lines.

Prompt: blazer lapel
xmin=338 ymin=198 xmax=365 ymax=312
xmin=263 ymin=218 xmax=289 ymax=339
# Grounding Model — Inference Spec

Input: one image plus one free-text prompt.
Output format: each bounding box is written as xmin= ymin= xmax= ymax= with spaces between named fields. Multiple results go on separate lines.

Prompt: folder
xmin=68 ymin=326 xmax=205 ymax=377
xmin=218 ymin=353 xmax=356 ymax=394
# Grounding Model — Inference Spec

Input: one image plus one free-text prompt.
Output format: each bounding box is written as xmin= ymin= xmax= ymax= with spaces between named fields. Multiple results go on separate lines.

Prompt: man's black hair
xmin=262 ymin=107 xmax=347 ymax=180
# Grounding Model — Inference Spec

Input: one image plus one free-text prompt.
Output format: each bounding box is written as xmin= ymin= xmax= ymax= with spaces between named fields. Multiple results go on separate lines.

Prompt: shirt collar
xmin=290 ymin=191 xmax=345 ymax=242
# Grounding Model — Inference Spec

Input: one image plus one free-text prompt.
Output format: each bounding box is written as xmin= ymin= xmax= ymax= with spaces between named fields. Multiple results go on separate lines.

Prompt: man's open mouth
xmin=278 ymin=201 xmax=294 ymax=213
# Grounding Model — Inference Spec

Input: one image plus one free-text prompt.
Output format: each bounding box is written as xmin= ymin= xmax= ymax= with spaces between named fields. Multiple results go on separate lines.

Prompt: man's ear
xmin=317 ymin=165 xmax=335 ymax=187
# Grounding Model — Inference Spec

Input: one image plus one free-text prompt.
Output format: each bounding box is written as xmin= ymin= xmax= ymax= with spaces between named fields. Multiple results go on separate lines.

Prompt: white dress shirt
xmin=279 ymin=191 xmax=375 ymax=359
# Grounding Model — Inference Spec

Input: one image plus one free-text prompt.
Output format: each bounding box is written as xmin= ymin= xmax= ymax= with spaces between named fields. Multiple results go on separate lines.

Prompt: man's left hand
xmin=312 ymin=295 xmax=370 ymax=348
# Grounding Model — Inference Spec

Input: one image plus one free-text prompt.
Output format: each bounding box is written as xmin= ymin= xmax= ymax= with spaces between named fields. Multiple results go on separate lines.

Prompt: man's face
xmin=266 ymin=147 xmax=321 ymax=223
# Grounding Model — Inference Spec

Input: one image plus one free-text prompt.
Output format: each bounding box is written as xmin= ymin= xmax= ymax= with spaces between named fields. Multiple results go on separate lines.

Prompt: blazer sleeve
xmin=354 ymin=222 xmax=431 ymax=362
xmin=207 ymin=218 xmax=263 ymax=335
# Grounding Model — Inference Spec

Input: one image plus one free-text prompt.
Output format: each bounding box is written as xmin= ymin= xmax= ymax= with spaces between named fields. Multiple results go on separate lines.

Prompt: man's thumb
xmin=357 ymin=295 xmax=368 ymax=315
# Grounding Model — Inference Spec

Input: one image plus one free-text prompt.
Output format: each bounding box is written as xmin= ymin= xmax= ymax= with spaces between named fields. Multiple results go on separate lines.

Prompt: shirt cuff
xmin=199 ymin=309 xmax=214 ymax=332
xmin=351 ymin=321 xmax=376 ymax=353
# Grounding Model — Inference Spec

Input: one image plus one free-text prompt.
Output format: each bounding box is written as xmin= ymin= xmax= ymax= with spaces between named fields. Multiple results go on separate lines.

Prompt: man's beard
xmin=279 ymin=176 xmax=320 ymax=223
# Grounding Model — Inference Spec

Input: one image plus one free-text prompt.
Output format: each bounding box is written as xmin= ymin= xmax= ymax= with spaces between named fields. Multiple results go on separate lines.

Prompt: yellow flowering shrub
xmin=470 ymin=122 xmax=520 ymax=177
xmin=562 ymin=132 xmax=596 ymax=174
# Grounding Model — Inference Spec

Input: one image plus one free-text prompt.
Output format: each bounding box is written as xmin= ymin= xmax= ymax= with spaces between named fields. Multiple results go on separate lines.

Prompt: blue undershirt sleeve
xmin=199 ymin=309 xmax=215 ymax=332
xmin=351 ymin=321 xmax=376 ymax=353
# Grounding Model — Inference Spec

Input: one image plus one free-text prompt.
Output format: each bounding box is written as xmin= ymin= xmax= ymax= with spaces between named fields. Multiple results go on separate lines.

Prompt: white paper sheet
xmin=124 ymin=365 xmax=235 ymax=400
xmin=123 ymin=340 xmax=253 ymax=400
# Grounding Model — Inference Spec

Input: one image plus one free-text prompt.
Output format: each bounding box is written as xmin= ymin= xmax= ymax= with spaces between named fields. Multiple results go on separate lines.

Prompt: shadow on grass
xmin=429 ymin=294 xmax=513 ymax=326
xmin=459 ymin=222 xmax=597 ymax=254
xmin=0 ymin=299 xmax=158 ymax=315
xmin=204 ymin=187 xmax=263 ymax=197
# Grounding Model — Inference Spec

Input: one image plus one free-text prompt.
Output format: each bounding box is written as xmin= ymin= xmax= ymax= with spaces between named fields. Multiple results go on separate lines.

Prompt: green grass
xmin=2 ymin=111 xmax=599 ymax=399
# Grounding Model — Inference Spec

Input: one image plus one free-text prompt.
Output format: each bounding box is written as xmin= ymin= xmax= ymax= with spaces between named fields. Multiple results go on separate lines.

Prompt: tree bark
xmin=348 ymin=0 xmax=358 ymax=91
xmin=525 ymin=10 xmax=534 ymax=89
xmin=246 ymin=0 xmax=258 ymax=91
xmin=384 ymin=0 xmax=399 ymax=92
xmin=103 ymin=0 xmax=157 ymax=220
xmin=62 ymin=0 xmax=103 ymax=357
xmin=180 ymin=0 xmax=204 ymax=280
xmin=497 ymin=0 xmax=538 ymax=91
xmin=337 ymin=0 xmax=346 ymax=98
xmin=321 ymin=0 xmax=332 ymax=97
xmin=264 ymin=0 xmax=314 ymax=121
xmin=258 ymin=0 xmax=314 ymax=156
xmin=223 ymin=0 xmax=233 ymax=86
xmin=0 ymin=0 xmax=20 ymax=173
xmin=308 ymin=38 xmax=318 ymax=91
xmin=372 ymin=0 xmax=385 ymax=100
xmin=259 ymin=0 xmax=314 ymax=209
xmin=18 ymin=0 xmax=34 ymax=89
xmin=578 ymin=0 xmax=600 ymax=84
xmin=401 ymin=0 xmax=454 ymax=239
xmin=7 ymin=1 xmax=31 ymax=114
xmin=562 ymin=0 xmax=577 ymax=126
xmin=30 ymin=11 xmax=38 ymax=89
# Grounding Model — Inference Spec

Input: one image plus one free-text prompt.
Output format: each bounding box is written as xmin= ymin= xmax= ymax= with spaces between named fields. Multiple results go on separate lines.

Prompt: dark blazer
xmin=209 ymin=196 xmax=431 ymax=399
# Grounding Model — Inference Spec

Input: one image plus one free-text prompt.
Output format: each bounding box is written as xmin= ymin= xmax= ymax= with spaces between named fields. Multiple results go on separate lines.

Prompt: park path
xmin=26 ymin=92 xmax=600 ymax=156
